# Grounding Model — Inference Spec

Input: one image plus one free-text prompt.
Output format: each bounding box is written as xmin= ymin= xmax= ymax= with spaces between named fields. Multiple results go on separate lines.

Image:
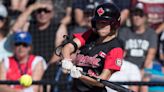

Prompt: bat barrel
xmin=100 ymin=80 xmax=134 ymax=92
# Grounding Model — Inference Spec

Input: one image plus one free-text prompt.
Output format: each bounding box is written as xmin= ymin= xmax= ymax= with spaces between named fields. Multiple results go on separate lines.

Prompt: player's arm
xmin=49 ymin=23 xmax=68 ymax=64
xmin=0 ymin=61 xmax=22 ymax=92
xmin=55 ymin=24 xmax=68 ymax=48
xmin=62 ymin=38 xmax=82 ymax=59
xmin=61 ymin=29 xmax=91 ymax=59
xmin=61 ymin=30 xmax=91 ymax=73
xmin=60 ymin=34 xmax=86 ymax=72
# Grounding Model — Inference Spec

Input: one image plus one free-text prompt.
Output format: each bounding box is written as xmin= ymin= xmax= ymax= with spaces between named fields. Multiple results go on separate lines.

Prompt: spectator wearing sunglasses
xmin=132 ymin=1 xmax=164 ymax=34
xmin=11 ymin=0 xmax=62 ymax=63
xmin=0 ymin=4 xmax=12 ymax=61
xmin=11 ymin=0 xmax=68 ymax=89
xmin=0 ymin=32 xmax=47 ymax=92
xmin=118 ymin=6 xmax=158 ymax=92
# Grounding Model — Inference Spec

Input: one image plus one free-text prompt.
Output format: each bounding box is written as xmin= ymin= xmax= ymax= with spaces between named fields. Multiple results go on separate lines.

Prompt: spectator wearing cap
xmin=0 ymin=32 xmax=47 ymax=92
xmin=11 ymin=1 xmax=69 ymax=90
xmin=118 ymin=6 xmax=158 ymax=92
xmin=132 ymin=1 xmax=164 ymax=34
xmin=11 ymin=0 xmax=61 ymax=62
xmin=0 ymin=4 xmax=12 ymax=61
xmin=133 ymin=2 xmax=164 ymax=85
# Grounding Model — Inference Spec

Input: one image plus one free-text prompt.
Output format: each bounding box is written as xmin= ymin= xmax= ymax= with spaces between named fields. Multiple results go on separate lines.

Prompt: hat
xmin=14 ymin=32 xmax=32 ymax=45
xmin=84 ymin=1 xmax=98 ymax=16
xmin=131 ymin=3 xmax=146 ymax=16
xmin=0 ymin=4 xmax=8 ymax=18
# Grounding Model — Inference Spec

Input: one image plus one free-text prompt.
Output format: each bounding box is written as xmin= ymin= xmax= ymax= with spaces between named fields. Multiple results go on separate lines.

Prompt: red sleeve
xmin=104 ymin=48 xmax=124 ymax=71
xmin=73 ymin=29 xmax=93 ymax=46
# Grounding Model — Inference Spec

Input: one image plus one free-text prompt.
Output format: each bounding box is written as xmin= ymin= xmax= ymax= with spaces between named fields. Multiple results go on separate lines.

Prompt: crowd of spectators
xmin=0 ymin=0 xmax=163 ymax=92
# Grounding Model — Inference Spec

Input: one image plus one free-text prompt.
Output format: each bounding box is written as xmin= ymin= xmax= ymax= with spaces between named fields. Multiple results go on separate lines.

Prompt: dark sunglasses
xmin=36 ymin=8 xmax=52 ymax=14
xmin=131 ymin=9 xmax=145 ymax=17
xmin=14 ymin=42 xmax=29 ymax=47
xmin=131 ymin=12 xmax=145 ymax=17
xmin=0 ymin=16 xmax=6 ymax=21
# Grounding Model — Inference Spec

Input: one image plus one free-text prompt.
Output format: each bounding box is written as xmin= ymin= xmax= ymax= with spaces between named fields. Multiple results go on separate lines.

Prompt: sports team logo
xmin=99 ymin=51 xmax=106 ymax=58
xmin=75 ymin=54 xmax=100 ymax=68
xmin=97 ymin=7 xmax=104 ymax=16
xmin=115 ymin=58 xmax=122 ymax=66
xmin=19 ymin=33 xmax=27 ymax=38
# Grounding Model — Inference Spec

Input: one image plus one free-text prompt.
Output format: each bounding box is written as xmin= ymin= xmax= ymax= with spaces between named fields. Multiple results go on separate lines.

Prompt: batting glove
xmin=70 ymin=66 xmax=83 ymax=78
xmin=61 ymin=59 xmax=73 ymax=71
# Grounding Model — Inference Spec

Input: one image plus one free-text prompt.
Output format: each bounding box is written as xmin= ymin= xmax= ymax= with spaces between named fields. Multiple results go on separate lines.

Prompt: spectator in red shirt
xmin=0 ymin=32 xmax=47 ymax=92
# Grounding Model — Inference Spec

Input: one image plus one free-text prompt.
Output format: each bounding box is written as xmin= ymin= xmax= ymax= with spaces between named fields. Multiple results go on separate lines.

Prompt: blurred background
xmin=0 ymin=0 xmax=163 ymax=92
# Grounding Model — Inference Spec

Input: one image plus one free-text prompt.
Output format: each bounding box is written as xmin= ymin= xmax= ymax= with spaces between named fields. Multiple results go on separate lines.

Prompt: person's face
xmin=35 ymin=5 xmax=54 ymax=24
xmin=0 ymin=16 xmax=6 ymax=29
xmin=96 ymin=21 xmax=111 ymax=37
xmin=14 ymin=42 xmax=31 ymax=58
xmin=131 ymin=13 xmax=146 ymax=27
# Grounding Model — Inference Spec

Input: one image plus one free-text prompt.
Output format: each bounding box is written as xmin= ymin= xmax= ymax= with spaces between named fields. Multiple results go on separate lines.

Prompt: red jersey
xmin=73 ymin=29 xmax=124 ymax=92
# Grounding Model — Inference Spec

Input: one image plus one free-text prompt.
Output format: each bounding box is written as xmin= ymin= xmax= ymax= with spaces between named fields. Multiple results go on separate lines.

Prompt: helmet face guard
xmin=91 ymin=3 xmax=121 ymax=31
